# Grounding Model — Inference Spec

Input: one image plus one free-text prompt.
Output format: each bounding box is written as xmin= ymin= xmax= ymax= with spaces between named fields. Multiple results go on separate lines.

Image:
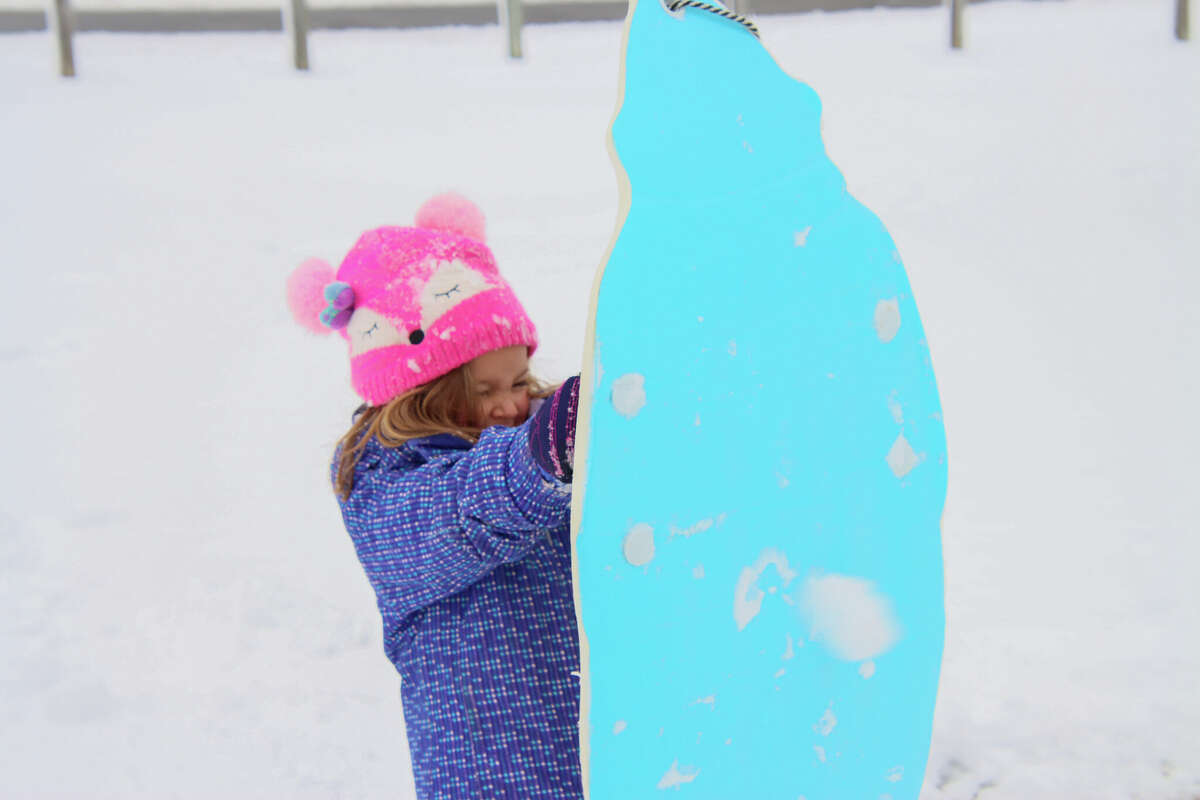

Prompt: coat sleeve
xmin=338 ymin=419 xmax=571 ymax=619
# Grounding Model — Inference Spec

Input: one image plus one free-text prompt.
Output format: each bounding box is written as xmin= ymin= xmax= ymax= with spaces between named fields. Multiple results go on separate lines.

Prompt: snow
xmin=656 ymin=759 xmax=700 ymax=789
xmin=622 ymin=521 xmax=655 ymax=566
xmin=800 ymin=573 xmax=901 ymax=662
xmin=734 ymin=548 xmax=797 ymax=631
xmin=1 ymin=0 xmax=1198 ymax=797
xmin=610 ymin=371 xmax=646 ymax=417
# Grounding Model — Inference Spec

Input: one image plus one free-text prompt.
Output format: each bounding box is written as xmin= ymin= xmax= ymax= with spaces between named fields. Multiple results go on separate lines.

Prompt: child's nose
xmin=495 ymin=397 xmax=518 ymax=418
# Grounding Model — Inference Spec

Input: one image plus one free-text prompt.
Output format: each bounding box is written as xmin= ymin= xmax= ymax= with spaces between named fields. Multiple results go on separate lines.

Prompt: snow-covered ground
xmin=2 ymin=1 xmax=1198 ymax=797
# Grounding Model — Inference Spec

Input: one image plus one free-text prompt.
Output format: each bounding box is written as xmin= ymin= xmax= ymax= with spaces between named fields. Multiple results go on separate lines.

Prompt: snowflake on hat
xmin=286 ymin=193 xmax=538 ymax=406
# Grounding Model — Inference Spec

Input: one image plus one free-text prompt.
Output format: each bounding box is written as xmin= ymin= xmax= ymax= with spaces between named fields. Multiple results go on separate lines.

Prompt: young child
xmin=287 ymin=193 xmax=583 ymax=800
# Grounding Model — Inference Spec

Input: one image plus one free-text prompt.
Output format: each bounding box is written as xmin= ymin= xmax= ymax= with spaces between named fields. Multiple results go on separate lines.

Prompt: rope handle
xmin=665 ymin=0 xmax=760 ymax=39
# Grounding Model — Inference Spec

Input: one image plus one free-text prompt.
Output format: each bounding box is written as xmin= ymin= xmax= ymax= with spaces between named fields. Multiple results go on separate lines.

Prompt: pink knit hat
xmin=286 ymin=193 xmax=538 ymax=406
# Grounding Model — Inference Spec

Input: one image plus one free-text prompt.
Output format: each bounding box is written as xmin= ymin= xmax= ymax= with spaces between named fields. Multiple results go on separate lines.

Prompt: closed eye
xmin=479 ymin=381 xmax=527 ymax=397
xmin=434 ymin=285 xmax=461 ymax=300
xmin=362 ymin=322 xmax=379 ymax=337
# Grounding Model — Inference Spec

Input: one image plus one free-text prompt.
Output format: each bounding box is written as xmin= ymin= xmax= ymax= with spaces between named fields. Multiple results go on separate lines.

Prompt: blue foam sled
xmin=571 ymin=1 xmax=949 ymax=798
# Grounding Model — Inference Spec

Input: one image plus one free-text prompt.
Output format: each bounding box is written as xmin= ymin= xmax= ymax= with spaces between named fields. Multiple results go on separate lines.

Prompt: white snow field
xmin=2 ymin=0 xmax=1198 ymax=797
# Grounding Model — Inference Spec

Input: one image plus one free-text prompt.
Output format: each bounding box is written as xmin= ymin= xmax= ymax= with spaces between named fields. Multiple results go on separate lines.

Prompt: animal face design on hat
xmin=346 ymin=258 xmax=496 ymax=356
xmin=286 ymin=193 xmax=539 ymax=406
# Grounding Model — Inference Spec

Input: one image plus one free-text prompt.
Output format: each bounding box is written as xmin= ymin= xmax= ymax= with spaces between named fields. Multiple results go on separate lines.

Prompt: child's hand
xmin=528 ymin=375 xmax=580 ymax=483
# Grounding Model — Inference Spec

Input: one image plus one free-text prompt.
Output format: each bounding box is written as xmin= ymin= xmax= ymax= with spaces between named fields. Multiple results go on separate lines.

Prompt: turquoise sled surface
xmin=573 ymin=2 xmax=948 ymax=798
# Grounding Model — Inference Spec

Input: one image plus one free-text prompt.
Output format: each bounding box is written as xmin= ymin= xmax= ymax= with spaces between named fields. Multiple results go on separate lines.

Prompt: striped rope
xmin=666 ymin=0 xmax=760 ymax=39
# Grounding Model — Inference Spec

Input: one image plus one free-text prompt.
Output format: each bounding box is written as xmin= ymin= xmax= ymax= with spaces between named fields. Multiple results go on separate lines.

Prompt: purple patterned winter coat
xmin=334 ymin=419 xmax=583 ymax=800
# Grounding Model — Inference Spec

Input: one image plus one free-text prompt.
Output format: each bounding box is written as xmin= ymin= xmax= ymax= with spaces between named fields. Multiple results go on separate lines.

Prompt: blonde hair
xmin=333 ymin=362 xmax=550 ymax=500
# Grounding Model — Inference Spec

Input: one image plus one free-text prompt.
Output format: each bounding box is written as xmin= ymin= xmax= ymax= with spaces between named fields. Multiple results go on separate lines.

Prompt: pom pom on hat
xmin=287 ymin=258 xmax=336 ymax=335
xmin=416 ymin=193 xmax=486 ymax=242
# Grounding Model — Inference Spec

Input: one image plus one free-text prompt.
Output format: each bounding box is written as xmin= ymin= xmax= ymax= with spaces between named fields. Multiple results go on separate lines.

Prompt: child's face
xmin=467 ymin=346 xmax=532 ymax=429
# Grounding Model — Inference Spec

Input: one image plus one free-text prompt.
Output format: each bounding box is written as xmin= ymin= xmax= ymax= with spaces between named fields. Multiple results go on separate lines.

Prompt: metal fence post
xmin=49 ymin=0 xmax=75 ymax=77
xmin=1178 ymin=0 xmax=1191 ymax=41
xmin=950 ymin=0 xmax=965 ymax=50
xmin=284 ymin=0 xmax=310 ymax=70
xmin=498 ymin=0 xmax=523 ymax=59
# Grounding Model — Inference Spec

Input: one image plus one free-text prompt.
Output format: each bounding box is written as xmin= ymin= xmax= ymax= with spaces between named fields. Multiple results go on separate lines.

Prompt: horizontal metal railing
xmin=1 ymin=0 xmax=939 ymax=33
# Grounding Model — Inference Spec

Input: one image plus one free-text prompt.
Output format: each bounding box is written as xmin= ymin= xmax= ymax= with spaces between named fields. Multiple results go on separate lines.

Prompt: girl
xmin=287 ymin=193 xmax=583 ymax=800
